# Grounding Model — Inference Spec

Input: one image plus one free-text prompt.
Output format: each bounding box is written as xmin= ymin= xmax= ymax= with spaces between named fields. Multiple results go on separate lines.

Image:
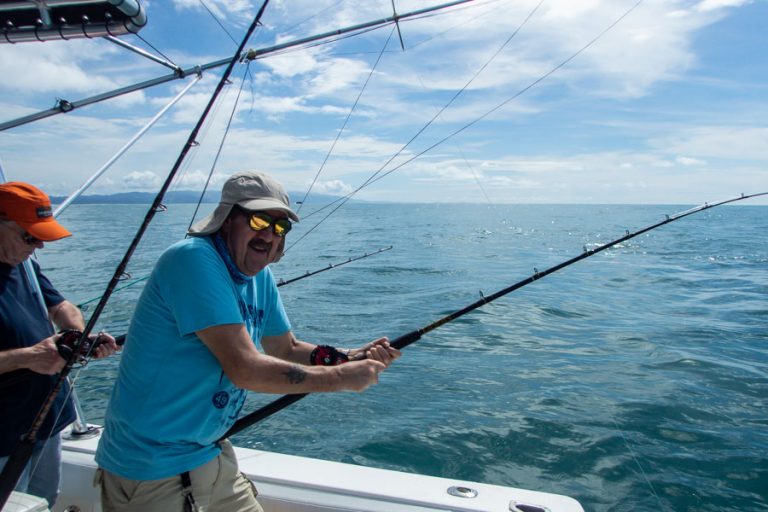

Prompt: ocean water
xmin=37 ymin=202 xmax=767 ymax=512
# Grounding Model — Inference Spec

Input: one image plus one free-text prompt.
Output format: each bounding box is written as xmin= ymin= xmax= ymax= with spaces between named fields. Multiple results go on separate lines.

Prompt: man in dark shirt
xmin=0 ymin=181 xmax=118 ymax=507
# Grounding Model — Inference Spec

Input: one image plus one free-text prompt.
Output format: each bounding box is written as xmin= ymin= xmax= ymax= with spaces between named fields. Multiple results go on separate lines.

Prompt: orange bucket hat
xmin=0 ymin=182 xmax=71 ymax=241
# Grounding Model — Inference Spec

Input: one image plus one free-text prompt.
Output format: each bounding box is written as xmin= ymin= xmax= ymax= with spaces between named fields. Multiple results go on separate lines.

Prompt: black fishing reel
xmin=55 ymin=329 xmax=101 ymax=366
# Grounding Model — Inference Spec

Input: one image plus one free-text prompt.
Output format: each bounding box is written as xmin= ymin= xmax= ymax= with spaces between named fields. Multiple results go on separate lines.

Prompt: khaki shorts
xmin=95 ymin=440 xmax=262 ymax=512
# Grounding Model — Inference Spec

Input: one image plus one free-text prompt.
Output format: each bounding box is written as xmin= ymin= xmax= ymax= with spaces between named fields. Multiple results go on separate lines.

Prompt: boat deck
xmin=58 ymin=427 xmax=584 ymax=512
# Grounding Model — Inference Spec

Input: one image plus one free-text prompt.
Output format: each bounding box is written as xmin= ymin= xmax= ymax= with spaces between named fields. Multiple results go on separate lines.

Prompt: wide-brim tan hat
xmin=188 ymin=171 xmax=299 ymax=237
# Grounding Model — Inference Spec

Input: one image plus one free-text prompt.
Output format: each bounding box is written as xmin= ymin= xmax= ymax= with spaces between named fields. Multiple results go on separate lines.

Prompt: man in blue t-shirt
xmin=96 ymin=171 xmax=400 ymax=512
xmin=0 ymin=182 xmax=119 ymax=508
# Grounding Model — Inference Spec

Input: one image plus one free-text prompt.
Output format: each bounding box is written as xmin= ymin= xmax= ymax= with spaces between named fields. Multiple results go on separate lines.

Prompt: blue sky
xmin=0 ymin=0 xmax=765 ymax=204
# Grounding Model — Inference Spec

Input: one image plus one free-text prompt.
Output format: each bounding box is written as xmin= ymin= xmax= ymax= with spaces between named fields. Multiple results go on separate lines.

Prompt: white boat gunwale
xmin=58 ymin=427 xmax=585 ymax=512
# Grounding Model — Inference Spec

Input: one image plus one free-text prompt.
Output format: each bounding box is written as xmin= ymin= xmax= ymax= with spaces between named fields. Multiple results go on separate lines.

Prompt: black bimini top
xmin=0 ymin=0 xmax=147 ymax=44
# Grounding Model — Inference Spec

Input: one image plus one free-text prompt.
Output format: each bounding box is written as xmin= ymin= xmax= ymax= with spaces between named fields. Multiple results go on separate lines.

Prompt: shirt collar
xmin=211 ymin=233 xmax=251 ymax=285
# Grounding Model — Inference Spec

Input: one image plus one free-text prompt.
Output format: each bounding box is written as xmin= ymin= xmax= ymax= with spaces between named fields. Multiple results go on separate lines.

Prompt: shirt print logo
xmin=212 ymin=391 xmax=229 ymax=409
xmin=239 ymin=299 xmax=264 ymax=339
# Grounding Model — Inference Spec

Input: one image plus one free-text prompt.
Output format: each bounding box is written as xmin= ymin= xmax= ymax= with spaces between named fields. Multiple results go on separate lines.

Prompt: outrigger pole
xmin=222 ymin=191 xmax=768 ymax=439
xmin=0 ymin=1 xmax=273 ymax=507
xmin=0 ymin=0 xmax=475 ymax=132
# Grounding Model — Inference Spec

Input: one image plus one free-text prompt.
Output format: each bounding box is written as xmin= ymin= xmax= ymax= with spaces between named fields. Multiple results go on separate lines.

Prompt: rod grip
xmin=391 ymin=331 xmax=421 ymax=350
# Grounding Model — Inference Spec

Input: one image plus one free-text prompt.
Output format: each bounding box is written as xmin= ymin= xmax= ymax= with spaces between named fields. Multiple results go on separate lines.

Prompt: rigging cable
xmin=199 ymin=0 xmax=240 ymax=47
xmin=280 ymin=2 xmax=340 ymax=36
xmin=133 ymin=33 xmax=179 ymax=70
xmin=0 ymin=1 xmax=273 ymax=507
xmin=364 ymin=0 xmax=646 ymax=190
xmin=296 ymin=26 xmax=398 ymax=214
xmin=222 ymin=191 xmax=768 ymax=438
xmin=286 ymin=0 xmax=547 ymax=249
xmin=188 ymin=62 xmax=254 ymax=232
xmin=405 ymin=0 xmax=508 ymax=51
xmin=352 ymin=0 xmax=647 ymax=195
xmin=289 ymin=0 xmax=645 ymax=237
xmin=1 ymin=0 xmax=476 ymax=132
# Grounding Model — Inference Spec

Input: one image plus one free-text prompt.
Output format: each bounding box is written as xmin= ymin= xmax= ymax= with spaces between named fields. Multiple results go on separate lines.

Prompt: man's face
xmin=0 ymin=221 xmax=43 ymax=265
xmin=220 ymin=209 xmax=288 ymax=276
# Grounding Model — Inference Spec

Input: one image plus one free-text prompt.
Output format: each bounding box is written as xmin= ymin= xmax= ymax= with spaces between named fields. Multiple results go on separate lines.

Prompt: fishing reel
xmin=310 ymin=345 xmax=350 ymax=366
xmin=55 ymin=329 xmax=104 ymax=366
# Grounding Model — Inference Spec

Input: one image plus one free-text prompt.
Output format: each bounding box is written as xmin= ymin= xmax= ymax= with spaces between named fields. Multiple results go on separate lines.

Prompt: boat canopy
xmin=0 ymin=0 xmax=146 ymax=44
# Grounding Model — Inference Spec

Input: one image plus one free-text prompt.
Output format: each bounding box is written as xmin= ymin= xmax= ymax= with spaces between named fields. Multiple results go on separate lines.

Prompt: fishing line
xmin=405 ymin=0 xmax=509 ymax=51
xmin=279 ymin=2 xmax=342 ymax=36
xmin=296 ymin=27 xmax=397 ymax=214
xmin=286 ymin=0 xmax=546 ymax=249
xmin=296 ymin=0 xmax=646 ymax=225
xmin=222 ymin=191 xmax=767 ymax=438
xmin=257 ymin=25 xmax=388 ymax=60
xmin=0 ymin=1 xmax=273 ymax=506
xmin=188 ymin=62 xmax=253 ymax=232
xmin=133 ymin=33 xmax=178 ymax=69
xmin=199 ymin=0 xmax=240 ymax=47
xmin=611 ymin=416 xmax=664 ymax=509
xmin=77 ymin=276 xmax=148 ymax=311
xmin=243 ymin=0 xmax=477 ymax=63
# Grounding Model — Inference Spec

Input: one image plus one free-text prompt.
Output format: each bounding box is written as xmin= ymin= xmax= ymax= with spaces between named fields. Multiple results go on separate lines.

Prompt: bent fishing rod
xmin=0 ymin=1 xmax=273 ymax=507
xmin=222 ymin=191 xmax=767 ymax=439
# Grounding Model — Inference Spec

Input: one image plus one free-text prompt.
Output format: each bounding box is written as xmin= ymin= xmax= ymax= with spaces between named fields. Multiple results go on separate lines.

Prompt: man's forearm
xmin=0 ymin=347 xmax=29 ymax=375
xmin=48 ymin=300 xmax=85 ymax=331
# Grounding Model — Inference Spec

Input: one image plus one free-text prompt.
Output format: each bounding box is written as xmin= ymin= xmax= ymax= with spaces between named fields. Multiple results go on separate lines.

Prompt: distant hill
xmin=49 ymin=190 xmax=348 ymax=205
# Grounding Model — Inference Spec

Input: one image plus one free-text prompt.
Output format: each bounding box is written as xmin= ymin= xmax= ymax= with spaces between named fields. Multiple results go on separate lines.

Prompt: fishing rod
xmin=0 ymin=245 xmax=392 ymax=389
xmin=222 ymin=191 xmax=767 ymax=439
xmin=75 ymin=246 xmax=394 ymax=310
xmin=0 ymin=1 xmax=273 ymax=507
xmin=0 ymin=246 xmax=394 ymax=388
xmin=277 ymin=246 xmax=392 ymax=286
xmin=0 ymin=334 xmax=128 ymax=392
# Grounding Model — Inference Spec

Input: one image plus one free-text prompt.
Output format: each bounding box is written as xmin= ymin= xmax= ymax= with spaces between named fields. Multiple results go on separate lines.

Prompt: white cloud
xmin=307 ymin=179 xmax=353 ymax=196
xmin=652 ymin=126 xmax=768 ymax=161
xmin=694 ymin=0 xmax=753 ymax=13
xmin=122 ymin=171 xmax=162 ymax=190
xmin=172 ymin=170 xmax=230 ymax=190
xmin=675 ymin=156 xmax=707 ymax=166
xmin=1 ymin=0 xmax=764 ymax=205
xmin=0 ymin=40 xmax=119 ymax=95
xmin=171 ymin=0 xmax=255 ymax=23
xmin=263 ymin=48 xmax=323 ymax=78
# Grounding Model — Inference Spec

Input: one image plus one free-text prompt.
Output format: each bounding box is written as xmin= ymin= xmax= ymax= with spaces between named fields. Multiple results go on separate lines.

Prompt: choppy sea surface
xmin=37 ymin=202 xmax=767 ymax=512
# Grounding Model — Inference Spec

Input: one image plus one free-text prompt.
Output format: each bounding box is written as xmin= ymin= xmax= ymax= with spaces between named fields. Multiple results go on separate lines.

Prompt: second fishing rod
xmin=222 ymin=191 xmax=767 ymax=439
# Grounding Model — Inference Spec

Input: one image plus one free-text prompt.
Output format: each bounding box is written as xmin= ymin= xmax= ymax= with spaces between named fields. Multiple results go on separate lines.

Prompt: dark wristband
xmin=310 ymin=345 xmax=350 ymax=366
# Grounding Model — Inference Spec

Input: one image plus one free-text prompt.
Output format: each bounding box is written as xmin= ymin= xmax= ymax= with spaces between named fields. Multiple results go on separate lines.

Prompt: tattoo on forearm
xmin=285 ymin=365 xmax=307 ymax=384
